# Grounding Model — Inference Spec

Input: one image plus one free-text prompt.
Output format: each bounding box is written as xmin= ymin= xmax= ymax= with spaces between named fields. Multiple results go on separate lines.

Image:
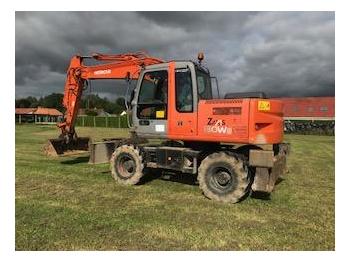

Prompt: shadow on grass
xmin=138 ymin=170 xmax=162 ymax=185
xmin=138 ymin=169 xmax=198 ymax=186
xmin=250 ymin=191 xmax=271 ymax=200
xmin=275 ymin=177 xmax=285 ymax=185
xmin=160 ymin=172 xmax=198 ymax=186
xmin=60 ymin=156 xmax=90 ymax=165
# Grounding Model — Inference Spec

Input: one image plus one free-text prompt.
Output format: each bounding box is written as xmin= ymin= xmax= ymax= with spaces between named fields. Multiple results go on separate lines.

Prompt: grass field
xmin=15 ymin=124 xmax=335 ymax=250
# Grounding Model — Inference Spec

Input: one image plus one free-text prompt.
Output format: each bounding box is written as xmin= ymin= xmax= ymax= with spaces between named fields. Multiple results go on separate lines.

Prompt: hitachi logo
xmin=94 ymin=69 xmax=111 ymax=75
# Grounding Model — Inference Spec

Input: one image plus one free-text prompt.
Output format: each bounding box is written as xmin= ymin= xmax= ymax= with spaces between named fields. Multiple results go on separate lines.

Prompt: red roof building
xmin=34 ymin=107 xmax=63 ymax=116
xmin=15 ymin=108 xmax=36 ymax=115
xmin=15 ymin=107 xmax=63 ymax=124
xmin=279 ymin=97 xmax=334 ymax=120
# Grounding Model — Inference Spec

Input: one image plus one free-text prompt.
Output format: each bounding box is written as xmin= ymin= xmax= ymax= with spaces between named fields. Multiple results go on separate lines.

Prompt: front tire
xmin=198 ymin=152 xmax=251 ymax=203
xmin=110 ymin=145 xmax=145 ymax=185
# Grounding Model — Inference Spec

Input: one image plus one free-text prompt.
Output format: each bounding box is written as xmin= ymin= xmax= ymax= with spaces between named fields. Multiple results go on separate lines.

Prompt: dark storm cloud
xmin=15 ymin=11 xmax=334 ymax=99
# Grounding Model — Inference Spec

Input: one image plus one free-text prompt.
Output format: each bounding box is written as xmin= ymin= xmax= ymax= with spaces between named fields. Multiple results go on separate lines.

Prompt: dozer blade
xmin=44 ymin=137 xmax=91 ymax=156
xmin=88 ymin=139 xmax=122 ymax=164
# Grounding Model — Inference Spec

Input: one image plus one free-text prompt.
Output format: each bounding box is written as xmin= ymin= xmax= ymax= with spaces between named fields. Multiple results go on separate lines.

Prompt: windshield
xmin=196 ymin=68 xmax=212 ymax=100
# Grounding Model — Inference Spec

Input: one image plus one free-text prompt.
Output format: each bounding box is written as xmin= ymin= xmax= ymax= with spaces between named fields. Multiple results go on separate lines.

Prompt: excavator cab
xmin=132 ymin=61 xmax=213 ymax=139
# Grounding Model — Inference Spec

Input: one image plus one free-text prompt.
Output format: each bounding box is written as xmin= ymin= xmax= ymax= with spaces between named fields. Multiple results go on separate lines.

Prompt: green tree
xmin=41 ymin=93 xmax=64 ymax=112
xmin=16 ymin=92 xmax=130 ymax=115
xmin=15 ymin=98 xmax=31 ymax=108
xmin=27 ymin=96 xmax=39 ymax=107
xmin=115 ymin=97 xmax=126 ymax=114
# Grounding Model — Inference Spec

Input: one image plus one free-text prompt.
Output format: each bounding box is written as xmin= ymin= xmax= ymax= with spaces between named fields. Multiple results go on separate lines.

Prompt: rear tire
xmin=198 ymin=152 xmax=251 ymax=203
xmin=110 ymin=145 xmax=144 ymax=185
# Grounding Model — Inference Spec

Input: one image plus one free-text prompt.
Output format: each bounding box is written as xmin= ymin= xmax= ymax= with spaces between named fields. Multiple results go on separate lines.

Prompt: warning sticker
xmin=156 ymin=110 xmax=165 ymax=118
xmin=258 ymin=101 xmax=270 ymax=111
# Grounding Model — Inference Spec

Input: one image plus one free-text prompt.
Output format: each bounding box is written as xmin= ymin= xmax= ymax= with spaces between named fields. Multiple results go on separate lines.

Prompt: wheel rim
xmin=211 ymin=167 xmax=232 ymax=189
xmin=215 ymin=170 xmax=232 ymax=187
xmin=116 ymin=153 xmax=136 ymax=179
xmin=207 ymin=166 xmax=237 ymax=194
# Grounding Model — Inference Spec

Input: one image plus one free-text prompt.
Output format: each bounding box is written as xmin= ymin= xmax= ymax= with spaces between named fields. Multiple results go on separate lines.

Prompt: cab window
xmin=175 ymin=68 xmax=193 ymax=112
xmin=137 ymin=70 xmax=168 ymax=119
xmin=196 ymin=69 xmax=212 ymax=100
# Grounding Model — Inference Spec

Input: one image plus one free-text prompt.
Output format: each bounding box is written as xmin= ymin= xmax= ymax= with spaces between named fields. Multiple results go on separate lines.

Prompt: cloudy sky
xmin=15 ymin=11 xmax=334 ymax=99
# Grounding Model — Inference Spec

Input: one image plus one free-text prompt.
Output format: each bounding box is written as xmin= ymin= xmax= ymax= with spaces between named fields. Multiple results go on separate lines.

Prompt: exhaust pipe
xmin=44 ymin=137 xmax=91 ymax=156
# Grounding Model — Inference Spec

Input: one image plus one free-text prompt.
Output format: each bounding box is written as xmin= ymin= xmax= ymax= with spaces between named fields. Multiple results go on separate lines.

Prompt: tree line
xmin=15 ymin=93 xmax=127 ymax=115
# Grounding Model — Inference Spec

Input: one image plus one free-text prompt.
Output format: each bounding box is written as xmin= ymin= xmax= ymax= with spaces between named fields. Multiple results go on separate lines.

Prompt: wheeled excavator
xmin=45 ymin=51 xmax=290 ymax=203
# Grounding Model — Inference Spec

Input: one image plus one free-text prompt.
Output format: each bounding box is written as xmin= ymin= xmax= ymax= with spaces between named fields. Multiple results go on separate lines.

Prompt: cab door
xmin=168 ymin=62 xmax=198 ymax=140
xmin=133 ymin=68 xmax=168 ymax=138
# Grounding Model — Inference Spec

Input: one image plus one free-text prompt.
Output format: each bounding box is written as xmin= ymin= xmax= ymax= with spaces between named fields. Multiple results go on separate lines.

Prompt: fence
xmin=62 ymin=116 xmax=336 ymax=135
xmin=284 ymin=120 xmax=335 ymax=135
xmin=75 ymin=115 xmax=129 ymax=128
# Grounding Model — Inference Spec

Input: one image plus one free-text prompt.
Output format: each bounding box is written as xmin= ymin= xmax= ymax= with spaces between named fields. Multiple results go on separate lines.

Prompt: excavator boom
xmin=44 ymin=52 xmax=164 ymax=156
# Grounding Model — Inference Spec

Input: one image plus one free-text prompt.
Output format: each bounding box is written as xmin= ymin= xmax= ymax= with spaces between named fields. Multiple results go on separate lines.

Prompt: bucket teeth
xmin=44 ymin=137 xmax=91 ymax=156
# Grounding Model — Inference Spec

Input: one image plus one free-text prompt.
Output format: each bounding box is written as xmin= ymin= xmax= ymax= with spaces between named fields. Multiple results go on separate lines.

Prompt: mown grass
xmin=15 ymin=124 xmax=335 ymax=250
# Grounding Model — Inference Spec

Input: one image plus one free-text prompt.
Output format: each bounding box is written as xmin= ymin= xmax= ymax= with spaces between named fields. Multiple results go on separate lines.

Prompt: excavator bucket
xmin=44 ymin=137 xmax=91 ymax=156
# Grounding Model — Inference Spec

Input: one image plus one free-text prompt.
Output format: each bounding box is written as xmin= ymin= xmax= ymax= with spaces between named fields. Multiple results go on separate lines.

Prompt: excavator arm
xmin=45 ymin=52 xmax=164 ymax=156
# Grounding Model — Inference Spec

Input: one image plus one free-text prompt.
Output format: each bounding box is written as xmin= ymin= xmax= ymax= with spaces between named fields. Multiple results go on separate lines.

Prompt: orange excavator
xmin=45 ymin=51 xmax=289 ymax=203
